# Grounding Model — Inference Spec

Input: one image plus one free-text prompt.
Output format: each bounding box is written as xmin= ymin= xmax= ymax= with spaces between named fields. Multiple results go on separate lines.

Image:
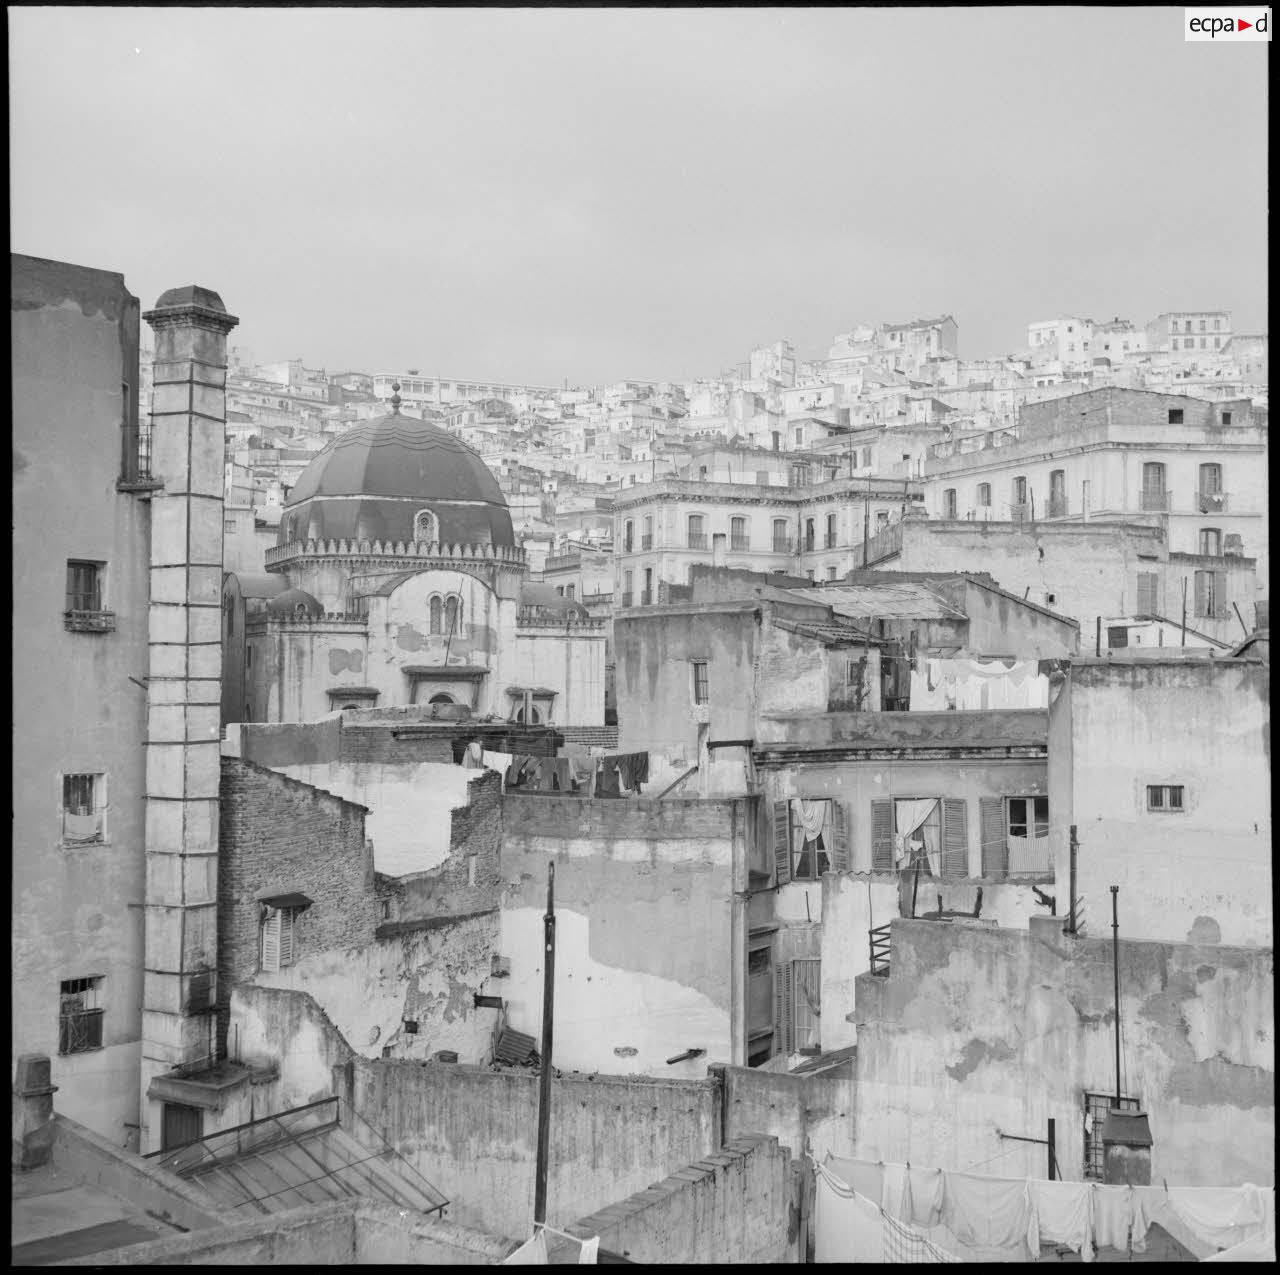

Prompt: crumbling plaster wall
xmin=499 ymin=796 xmax=742 ymax=1077
xmin=852 ymin=918 xmax=1274 ymax=1187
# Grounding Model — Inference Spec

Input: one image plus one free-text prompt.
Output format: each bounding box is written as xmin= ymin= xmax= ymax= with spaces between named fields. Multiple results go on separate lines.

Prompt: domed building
xmin=222 ymin=387 xmax=605 ymax=725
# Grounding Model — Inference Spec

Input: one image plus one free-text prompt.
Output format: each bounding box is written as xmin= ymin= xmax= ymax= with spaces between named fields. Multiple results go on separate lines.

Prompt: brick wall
xmin=384 ymin=770 xmax=504 ymax=922
xmin=568 ymin=1133 xmax=794 ymax=1264
xmin=217 ymin=759 xmax=377 ymax=1053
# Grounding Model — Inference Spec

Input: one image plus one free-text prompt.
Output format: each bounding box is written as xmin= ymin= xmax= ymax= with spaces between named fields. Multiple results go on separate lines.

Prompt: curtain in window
xmin=791 ymin=799 xmax=829 ymax=876
xmin=894 ymin=798 xmax=940 ymax=874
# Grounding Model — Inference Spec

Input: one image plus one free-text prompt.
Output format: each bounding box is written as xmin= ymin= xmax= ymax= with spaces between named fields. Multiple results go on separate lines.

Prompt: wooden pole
xmin=1068 ymin=826 xmax=1078 ymax=935
xmin=1095 ymin=617 xmax=1101 ymax=657
xmin=1048 ymin=1117 xmax=1057 ymax=1181
xmin=1110 ymin=886 xmax=1121 ymax=1106
xmin=1180 ymin=578 xmax=1188 ymax=647
xmin=1232 ymin=602 xmax=1250 ymax=638
xmin=533 ymin=862 xmax=556 ymax=1225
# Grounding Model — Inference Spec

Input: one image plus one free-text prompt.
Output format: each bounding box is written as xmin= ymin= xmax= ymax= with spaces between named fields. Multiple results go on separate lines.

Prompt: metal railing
xmin=771 ymin=537 xmax=795 ymax=554
xmin=1140 ymin=490 xmax=1170 ymax=512
xmin=824 ymin=533 xmax=838 ymax=549
xmin=619 ymin=592 xmax=633 ymax=607
xmin=641 ymin=534 xmax=653 ymax=549
xmin=1047 ymin=497 xmax=1068 ymax=518
xmin=1197 ymin=490 xmax=1228 ymax=514
xmin=687 ymin=533 xmax=708 ymax=550
xmin=869 ymin=923 xmax=891 ymax=977
xmin=730 ymin=536 xmax=750 ymax=551
xmin=144 ymin=1094 xmax=447 ymax=1216
xmin=851 ymin=520 xmax=903 ymax=566
xmin=639 ymin=591 xmax=652 ymax=606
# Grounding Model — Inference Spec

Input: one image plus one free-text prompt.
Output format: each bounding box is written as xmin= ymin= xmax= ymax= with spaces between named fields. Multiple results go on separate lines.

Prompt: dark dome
xmin=266 ymin=588 xmax=324 ymax=617
xmin=281 ymin=411 xmax=514 ymax=549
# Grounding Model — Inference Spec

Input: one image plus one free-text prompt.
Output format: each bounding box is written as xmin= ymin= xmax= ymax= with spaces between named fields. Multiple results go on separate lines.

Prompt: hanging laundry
xmin=1093 ymin=1183 xmax=1132 ymax=1253
xmin=824 ymin=1154 xmax=883 ymax=1205
xmin=568 ymin=754 xmax=594 ymax=793
xmin=814 ymin=1163 xmax=960 ymax=1263
xmin=549 ymin=757 xmax=572 ymax=792
xmin=1029 ymin=1179 xmax=1095 ymax=1262
xmin=595 ymin=757 xmax=620 ymax=797
xmin=1165 ymin=1183 xmax=1275 ymax=1253
xmin=461 ymin=740 xmax=484 ymax=769
xmin=939 ymin=1170 xmax=1038 ymax=1261
xmin=617 ymin=751 xmax=649 ymax=790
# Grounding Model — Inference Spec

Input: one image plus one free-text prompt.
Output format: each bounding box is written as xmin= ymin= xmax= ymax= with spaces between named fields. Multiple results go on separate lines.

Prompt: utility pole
xmin=533 ymin=863 xmax=557 ymax=1225
xmin=1110 ymin=886 xmax=1121 ymax=1107
xmin=1067 ymin=826 xmax=1078 ymax=934
xmin=1180 ymin=578 xmax=1188 ymax=647
xmin=863 ymin=487 xmax=871 ymax=568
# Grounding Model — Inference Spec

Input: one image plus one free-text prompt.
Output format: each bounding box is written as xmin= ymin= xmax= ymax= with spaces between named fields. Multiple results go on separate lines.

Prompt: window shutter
xmin=871 ymin=800 xmax=894 ymax=872
xmin=980 ymin=797 xmax=1008 ymax=879
xmin=279 ymin=909 xmax=295 ymax=968
xmin=1214 ymin=571 xmax=1228 ymax=618
xmin=831 ymin=802 xmax=850 ymax=874
xmin=942 ymin=798 xmax=968 ymax=879
xmin=261 ymin=911 xmax=281 ymax=973
xmin=1194 ymin=571 xmax=1207 ymax=617
xmin=774 ymin=960 xmax=793 ymax=1057
xmin=773 ymin=800 xmax=792 ymax=886
xmin=1136 ymin=573 xmax=1158 ymax=617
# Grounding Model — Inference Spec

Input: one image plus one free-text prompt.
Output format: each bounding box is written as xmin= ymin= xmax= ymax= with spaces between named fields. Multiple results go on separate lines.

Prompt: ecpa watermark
xmin=1185 ymin=7 xmax=1271 ymax=39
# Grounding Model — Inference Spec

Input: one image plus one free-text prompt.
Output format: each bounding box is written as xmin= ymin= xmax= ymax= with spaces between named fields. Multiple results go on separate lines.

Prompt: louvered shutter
xmin=1214 ymin=571 xmax=1228 ymax=618
xmin=1194 ymin=571 xmax=1207 ymax=618
xmin=831 ymin=802 xmax=850 ymax=873
xmin=980 ymin=797 xmax=1008 ymax=879
xmin=871 ymin=800 xmax=894 ymax=872
xmin=773 ymin=800 xmax=792 ymax=886
xmin=1136 ymin=573 xmax=1158 ymax=617
xmin=774 ymin=961 xmax=793 ymax=1057
xmin=941 ymin=798 xmax=969 ymax=879
xmin=279 ymin=909 xmax=295 ymax=968
xmin=261 ymin=911 xmax=281 ymax=973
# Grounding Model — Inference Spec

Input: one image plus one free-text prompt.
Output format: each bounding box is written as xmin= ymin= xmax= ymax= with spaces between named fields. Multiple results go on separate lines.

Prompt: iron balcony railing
xmin=641 ymin=534 xmax=653 ymax=550
xmin=869 ymin=923 xmax=892 ymax=977
xmin=639 ymin=591 xmax=652 ymax=606
xmin=619 ymin=592 xmax=633 ymax=607
xmin=1197 ymin=490 xmax=1228 ymax=514
xmin=1140 ymin=490 xmax=1170 ymax=512
xmin=687 ymin=533 xmax=708 ymax=550
xmin=1047 ymin=497 xmax=1068 ymax=518
xmin=730 ymin=536 xmax=750 ymax=551
xmin=772 ymin=537 xmax=795 ymax=554
xmin=824 ymin=533 xmax=838 ymax=549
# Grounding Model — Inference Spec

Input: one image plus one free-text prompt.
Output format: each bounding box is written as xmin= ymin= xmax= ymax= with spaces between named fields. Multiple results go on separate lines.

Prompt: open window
xmin=871 ymin=797 xmax=968 ymax=877
xmin=772 ymin=799 xmax=849 ymax=883
xmin=979 ymin=796 xmax=1050 ymax=879
xmin=62 ymin=773 xmax=105 ymax=844
xmin=58 ymin=977 xmax=104 ymax=1055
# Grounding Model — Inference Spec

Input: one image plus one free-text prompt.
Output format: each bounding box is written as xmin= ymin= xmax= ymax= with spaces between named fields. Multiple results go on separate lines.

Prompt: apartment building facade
xmin=921 ymin=388 xmax=1267 ymax=591
xmin=612 ymin=475 xmax=925 ymax=604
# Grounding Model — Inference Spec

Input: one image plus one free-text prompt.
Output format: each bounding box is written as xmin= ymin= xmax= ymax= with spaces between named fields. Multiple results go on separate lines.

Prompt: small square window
xmin=1147 ymin=784 xmax=1185 ymax=812
xmin=59 ymin=977 xmax=104 ymax=1054
xmin=1167 ymin=410 xmax=1184 ymax=425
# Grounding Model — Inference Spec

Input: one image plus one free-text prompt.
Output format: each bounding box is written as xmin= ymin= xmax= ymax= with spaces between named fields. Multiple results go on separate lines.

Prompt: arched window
xmin=444 ymin=594 xmax=461 ymax=634
xmin=516 ymin=705 xmax=542 ymax=725
xmin=429 ymin=692 xmax=454 ymax=705
xmin=429 ymin=595 xmax=443 ymax=635
xmin=414 ymin=509 xmax=438 ymax=544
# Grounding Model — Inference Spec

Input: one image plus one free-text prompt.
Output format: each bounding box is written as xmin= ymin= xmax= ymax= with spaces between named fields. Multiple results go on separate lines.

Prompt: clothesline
xmin=809 ymin=1152 xmax=1276 ymax=1265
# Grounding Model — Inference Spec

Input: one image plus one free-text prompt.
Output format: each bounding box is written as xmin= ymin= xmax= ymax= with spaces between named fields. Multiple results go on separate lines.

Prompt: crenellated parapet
xmin=266 ymin=538 xmax=528 ymax=569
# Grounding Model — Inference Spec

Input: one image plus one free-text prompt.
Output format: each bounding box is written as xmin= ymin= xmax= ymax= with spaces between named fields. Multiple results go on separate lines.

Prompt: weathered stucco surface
xmin=500 ymin=796 xmax=740 ymax=1075
xmin=255 ymin=912 xmax=499 ymax=1065
xmin=1056 ymin=659 xmax=1271 ymax=947
xmin=274 ymin=760 xmax=473 ymax=875
xmin=12 ymin=257 xmax=149 ymax=1148
xmin=852 ymin=918 xmax=1274 ymax=1186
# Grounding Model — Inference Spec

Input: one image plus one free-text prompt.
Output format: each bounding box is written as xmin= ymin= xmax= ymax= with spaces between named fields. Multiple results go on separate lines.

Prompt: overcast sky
xmin=10 ymin=7 xmax=1269 ymax=385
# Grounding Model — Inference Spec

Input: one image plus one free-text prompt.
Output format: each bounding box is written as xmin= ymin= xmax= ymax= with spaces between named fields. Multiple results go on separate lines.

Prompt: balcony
xmin=803 ymin=538 xmax=816 ymax=553
xmin=850 ymin=520 xmax=903 ymax=567
xmin=687 ymin=534 xmax=709 ymax=550
xmin=730 ymin=536 xmax=751 ymax=551
xmin=641 ymin=534 xmax=653 ymax=550
xmin=1140 ymin=490 xmax=1170 ymax=512
xmin=1197 ymin=490 xmax=1229 ymax=514
xmin=824 ymin=534 xmax=838 ymax=549
xmin=771 ymin=537 xmax=795 ymax=555
xmin=63 ymin=610 xmax=116 ymax=634
xmin=1047 ymin=497 xmax=1068 ymax=518
xmin=620 ymin=592 xmax=633 ymax=607
xmin=639 ymin=591 xmax=652 ymax=606
xmin=1009 ymin=502 xmax=1029 ymax=523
